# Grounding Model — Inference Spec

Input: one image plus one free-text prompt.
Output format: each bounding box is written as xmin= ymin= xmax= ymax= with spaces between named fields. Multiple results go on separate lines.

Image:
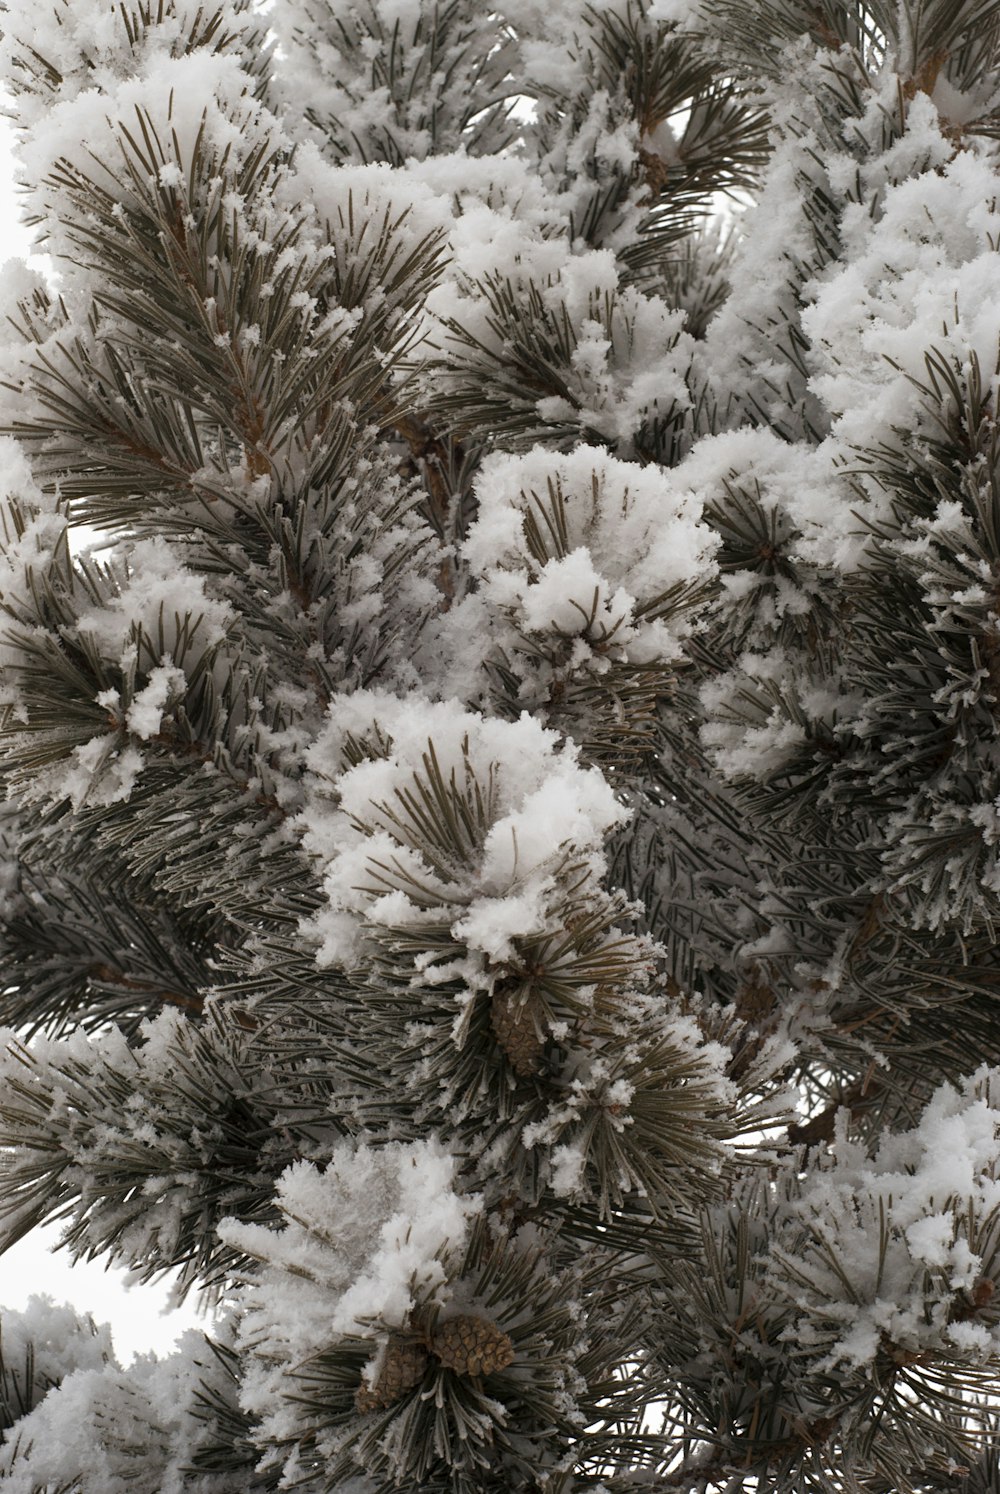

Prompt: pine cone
xmin=735 ymin=979 xmax=775 ymax=1024
xmin=355 ymin=1336 xmax=429 ymax=1413
xmin=430 ymin=1314 xmax=515 ymax=1377
xmin=490 ymin=986 xmax=545 ymax=1075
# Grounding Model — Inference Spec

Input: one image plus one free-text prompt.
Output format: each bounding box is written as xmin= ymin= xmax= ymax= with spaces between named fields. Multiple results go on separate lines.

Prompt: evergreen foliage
xmin=4 ymin=0 xmax=1000 ymax=1489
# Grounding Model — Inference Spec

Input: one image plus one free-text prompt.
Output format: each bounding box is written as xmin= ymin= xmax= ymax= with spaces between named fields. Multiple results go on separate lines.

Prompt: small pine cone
xmin=430 ymin=1315 xmax=515 ymax=1378
xmin=490 ymin=986 xmax=545 ymax=1075
xmin=354 ymin=1383 xmax=381 ymax=1415
xmin=638 ymin=145 xmax=672 ymax=196
xmin=735 ymin=980 xmax=774 ymax=1024
xmin=972 ymin=1278 xmax=995 ymax=1309
xmin=355 ymin=1336 xmax=429 ymax=1413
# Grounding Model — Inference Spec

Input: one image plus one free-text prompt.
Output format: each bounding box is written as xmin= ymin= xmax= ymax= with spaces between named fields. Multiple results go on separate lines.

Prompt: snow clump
xmin=463 ymin=444 xmax=718 ymax=666
xmin=298 ymin=689 xmax=629 ymax=974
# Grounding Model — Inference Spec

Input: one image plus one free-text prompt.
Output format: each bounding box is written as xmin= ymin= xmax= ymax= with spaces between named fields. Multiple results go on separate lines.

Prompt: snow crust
xmin=769 ymin=1069 xmax=1000 ymax=1373
xmin=221 ymin=1139 xmax=477 ymax=1340
xmin=74 ymin=538 xmax=234 ymax=663
xmin=220 ymin=1140 xmax=479 ymax=1447
xmin=463 ymin=445 xmax=718 ymax=665
xmin=805 ymin=145 xmax=1000 ymax=535
xmin=15 ymin=47 xmax=283 ymax=266
xmin=0 ymin=1295 xmax=113 ymax=1400
xmin=427 ymin=233 xmax=693 ymax=451
xmin=299 ymin=690 xmax=628 ymax=974
xmin=274 ymin=139 xmax=454 ymax=264
xmin=0 ymin=1324 xmax=244 ymax=1494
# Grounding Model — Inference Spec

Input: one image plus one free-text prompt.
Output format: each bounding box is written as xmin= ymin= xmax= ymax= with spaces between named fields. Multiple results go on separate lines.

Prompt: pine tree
xmin=5 ymin=0 xmax=1000 ymax=1488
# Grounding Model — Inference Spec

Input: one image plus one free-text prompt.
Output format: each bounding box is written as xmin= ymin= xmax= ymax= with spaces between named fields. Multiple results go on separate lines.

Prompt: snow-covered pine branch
xmin=2 ymin=1 xmax=1000 ymax=1490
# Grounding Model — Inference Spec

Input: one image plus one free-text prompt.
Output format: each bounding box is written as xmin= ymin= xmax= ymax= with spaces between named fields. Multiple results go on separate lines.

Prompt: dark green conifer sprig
xmin=523 ymin=1 xmax=768 ymax=269
xmin=240 ymin=718 xmax=743 ymax=1235
xmin=697 ymin=341 xmax=1000 ymax=1115
xmin=7 ymin=120 xmax=447 ymax=521
xmin=229 ymin=1207 xmax=656 ymax=1493
xmin=0 ymin=1006 xmax=340 ymax=1297
xmin=426 ymin=268 xmax=693 ymax=463
xmin=0 ymin=0 xmax=274 ymax=107
xmin=0 ymin=862 xmax=215 ymax=1037
xmin=272 ymin=0 xmax=520 ymax=166
xmin=708 ymin=0 xmax=1000 ymax=100
xmin=656 ymin=221 xmax=738 ymax=338
xmin=643 ymin=1149 xmax=1000 ymax=1493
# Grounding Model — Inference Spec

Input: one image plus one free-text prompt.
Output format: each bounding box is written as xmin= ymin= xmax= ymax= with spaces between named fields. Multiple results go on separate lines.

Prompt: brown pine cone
xmin=430 ymin=1314 xmax=515 ymax=1377
xmin=490 ymin=986 xmax=545 ymax=1075
xmin=355 ymin=1335 xmax=429 ymax=1412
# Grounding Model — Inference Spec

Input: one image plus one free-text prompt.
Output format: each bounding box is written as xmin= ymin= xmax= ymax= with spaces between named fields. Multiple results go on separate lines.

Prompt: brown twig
xmin=785 ymin=1075 xmax=878 ymax=1149
xmin=392 ymin=412 xmax=462 ymax=606
xmin=89 ymin=961 xmax=204 ymax=1016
